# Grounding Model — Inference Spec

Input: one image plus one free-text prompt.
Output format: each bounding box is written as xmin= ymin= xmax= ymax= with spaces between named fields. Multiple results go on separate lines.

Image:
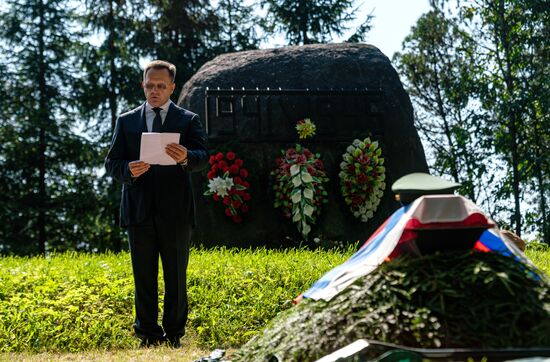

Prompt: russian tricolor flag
xmin=303 ymin=195 xmax=530 ymax=301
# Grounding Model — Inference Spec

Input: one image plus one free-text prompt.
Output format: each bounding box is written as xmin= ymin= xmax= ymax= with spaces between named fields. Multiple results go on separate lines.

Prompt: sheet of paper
xmin=140 ymin=133 xmax=180 ymax=165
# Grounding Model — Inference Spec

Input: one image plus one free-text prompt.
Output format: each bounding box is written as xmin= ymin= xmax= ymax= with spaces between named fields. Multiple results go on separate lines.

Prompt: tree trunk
xmin=108 ymin=0 xmax=122 ymax=252
xmin=108 ymin=0 xmax=117 ymax=131
xmin=496 ymin=0 xmax=522 ymax=235
xmin=431 ymin=57 xmax=460 ymax=185
xmin=37 ymin=0 xmax=48 ymax=255
xmin=531 ymin=106 xmax=549 ymax=244
xmin=536 ymin=166 xmax=549 ymax=243
xmin=299 ymin=0 xmax=308 ymax=44
xmin=228 ymin=0 xmax=234 ymax=50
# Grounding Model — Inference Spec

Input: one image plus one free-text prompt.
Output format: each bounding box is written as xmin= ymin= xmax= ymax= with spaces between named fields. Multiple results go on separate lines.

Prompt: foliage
xmin=0 ymin=0 xmax=547 ymax=257
xmin=461 ymin=0 xmax=549 ymax=239
xmin=339 ymin=137 xmax=386 ymax=222
xmin=204 ymin=151 xmax=251 ymax=224
xmin=0 ymin=248 xmax=352 ymax=352
xmin=260 ymin=0 xmax=359 ymax=45
xmin=75 ymin=0 xmax=148 ymax=251
xmin=213 ymin=0 xmax=262 ymax=52
xmin=395 ymin=0 xmax=549 ymax=242
xmin=76 ymin=0 xmax=144 ymax=130
xmin=271 ymin=144 xmax=329 ymax=239
xmin=0 ymin=0 xmax=102 ymax=254
xmin=142 ymin=0 xmax=226 ymax=85
xmin=0 ymin=0 xmax=265 ymax=254
xmin=346 ymin=11 xmax=375 ymax=43
xmin=393 ymin=9 xmax=491 ymax=206
xmin=233 ymin=251 xmax=550 ymax=362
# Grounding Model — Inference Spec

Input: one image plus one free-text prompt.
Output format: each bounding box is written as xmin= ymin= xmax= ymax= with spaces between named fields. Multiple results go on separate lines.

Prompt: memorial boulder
xmin=177 ymin=43 xmax=428 ymax=246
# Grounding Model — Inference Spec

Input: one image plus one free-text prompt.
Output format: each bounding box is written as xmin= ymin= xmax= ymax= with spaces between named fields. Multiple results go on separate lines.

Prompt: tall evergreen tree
xmin=145 ymin=0 xmax=221 ymax=85
xmin=260 ymin=0 xmax=358 ymax=45
xmin=0 ymin=62 xmax=13 ymax=253
xmin=77 ymin=0 xmax=144 ymax=131
xmin=75 ymin=0 xmax=146 ymax=251
xmin=213 ymin=0 xmax=261 ymax=52
xmin=346 ymin=12 xmax=374 ymax=43
xmin=0 ymin=0 xmax=97 ymax=254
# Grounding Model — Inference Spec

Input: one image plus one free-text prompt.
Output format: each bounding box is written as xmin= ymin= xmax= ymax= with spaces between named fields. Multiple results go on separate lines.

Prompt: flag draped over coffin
xmin=304 ymin=195 xmax=530 ymax=301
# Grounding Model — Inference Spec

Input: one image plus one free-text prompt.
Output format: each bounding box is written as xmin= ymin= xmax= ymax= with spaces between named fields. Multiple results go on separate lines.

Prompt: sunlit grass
xmin=0 ymin=247 xmax=353 ymax=352
xmin=0 ymin=245 xmax=547 ymax=355
xmin=525 ymin=243 xmax=550 ymax=275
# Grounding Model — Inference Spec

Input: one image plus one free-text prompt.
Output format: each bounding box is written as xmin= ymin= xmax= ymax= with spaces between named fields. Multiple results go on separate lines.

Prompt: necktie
xmin=152 ymin=107 xmax=162 ymax=132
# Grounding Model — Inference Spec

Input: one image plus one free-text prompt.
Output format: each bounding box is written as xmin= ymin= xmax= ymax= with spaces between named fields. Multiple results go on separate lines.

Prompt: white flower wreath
xmin=339 ymin=137 xmax=386 ymax=222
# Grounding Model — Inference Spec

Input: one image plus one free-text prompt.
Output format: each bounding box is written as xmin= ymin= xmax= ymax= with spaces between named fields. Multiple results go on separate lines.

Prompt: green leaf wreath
xmin=339 ymin=137 xmax=386 ymax=222
xmin=271 ymin=120 xmax=329 ymax=239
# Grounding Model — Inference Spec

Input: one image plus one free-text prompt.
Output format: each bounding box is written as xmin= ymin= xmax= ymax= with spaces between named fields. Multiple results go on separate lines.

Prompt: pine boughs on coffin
xmin=232 ymin=252 xmax=550 ymax=362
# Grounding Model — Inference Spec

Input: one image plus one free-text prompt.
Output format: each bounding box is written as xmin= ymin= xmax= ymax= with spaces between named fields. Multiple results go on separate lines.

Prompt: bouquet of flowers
xmin=339 ymin=137 xmax=385 ymax=222
xmin=296 ymin=118 xmax=316 ymax=139
xmin=272 ymin=120 xmax=329 ymax=239
xmin=204 ymin=151 xmax=251 ymax=224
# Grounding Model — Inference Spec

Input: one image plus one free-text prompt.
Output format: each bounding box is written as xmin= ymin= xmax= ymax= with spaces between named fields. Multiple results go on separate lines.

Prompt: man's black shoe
xmin=139 ymin=336 xmax=165 ymax=348
xmin=164 ymin=335 xmax=181 ymax=348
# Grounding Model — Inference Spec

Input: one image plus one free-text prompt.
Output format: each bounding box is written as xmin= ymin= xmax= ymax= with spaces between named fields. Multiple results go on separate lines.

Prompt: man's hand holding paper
xmin=129 ymin=160 xmax=150 ymax=177
xmin=165 ymin=142 xmax=188 ymax=164
xmin=130 ymin=133 xmax=188 ymax=178
xmin=140 ymin=132 xmax=184 ymax=165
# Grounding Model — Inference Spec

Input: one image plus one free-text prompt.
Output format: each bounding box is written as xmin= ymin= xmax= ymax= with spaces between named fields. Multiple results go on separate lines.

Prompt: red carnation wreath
xmin=204 ymin=151 xmax=251 ymax=224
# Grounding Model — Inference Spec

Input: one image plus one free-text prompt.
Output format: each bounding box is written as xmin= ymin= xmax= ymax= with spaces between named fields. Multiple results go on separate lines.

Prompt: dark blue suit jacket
xmin=105 ymin=102 xmax=208 ymax=228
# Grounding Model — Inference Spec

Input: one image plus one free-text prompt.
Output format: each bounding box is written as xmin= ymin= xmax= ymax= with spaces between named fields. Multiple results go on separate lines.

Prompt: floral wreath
xmin=204 ymin=151 xmax=251 ymax=224
xmin=271 ymin=119 xmax=329 ymax=239
xmin=339 ymin=137 xmax=385 ymax=222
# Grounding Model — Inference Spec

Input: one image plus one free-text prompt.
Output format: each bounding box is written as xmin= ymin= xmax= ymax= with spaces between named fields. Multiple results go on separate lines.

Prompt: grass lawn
xmin=0 ymin=247 xmax=352 ymax=355
xmin=0 ymin=245 xmax=548 ymax=361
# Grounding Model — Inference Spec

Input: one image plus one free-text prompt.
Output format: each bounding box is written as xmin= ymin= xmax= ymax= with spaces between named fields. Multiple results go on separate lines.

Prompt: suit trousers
xmin=127 ymin=213 xmax=192 ymax=340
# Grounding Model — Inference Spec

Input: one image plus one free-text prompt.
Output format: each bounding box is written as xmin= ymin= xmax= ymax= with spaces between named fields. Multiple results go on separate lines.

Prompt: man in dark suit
xmin=105 ymin=60 xmax=208 ymax=347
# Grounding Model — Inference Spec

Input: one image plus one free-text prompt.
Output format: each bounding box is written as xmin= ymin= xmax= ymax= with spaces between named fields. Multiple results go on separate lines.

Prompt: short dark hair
xmin=143 ymin=60 xmax=176 ymax=82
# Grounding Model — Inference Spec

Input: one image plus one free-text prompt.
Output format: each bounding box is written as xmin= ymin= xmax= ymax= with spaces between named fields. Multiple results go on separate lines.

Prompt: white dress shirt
xmin=145 ymin=100 xmax=171 ymax=132
xmin=144 ymin=99 xmax=187 ymax=167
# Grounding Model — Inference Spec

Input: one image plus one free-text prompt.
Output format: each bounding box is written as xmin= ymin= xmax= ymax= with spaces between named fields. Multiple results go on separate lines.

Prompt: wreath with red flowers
xmin=271 ymin=143 xmax=329 ymax=239
xmin=204 ymin=151 xmax=251 ymax=224
xmin=339 ymin=138 xmax=386 ymax=222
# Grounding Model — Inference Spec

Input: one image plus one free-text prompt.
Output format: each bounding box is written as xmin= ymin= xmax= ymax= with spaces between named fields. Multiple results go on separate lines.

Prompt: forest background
xmin=0 ymin=0 xmax=547 ymax=255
